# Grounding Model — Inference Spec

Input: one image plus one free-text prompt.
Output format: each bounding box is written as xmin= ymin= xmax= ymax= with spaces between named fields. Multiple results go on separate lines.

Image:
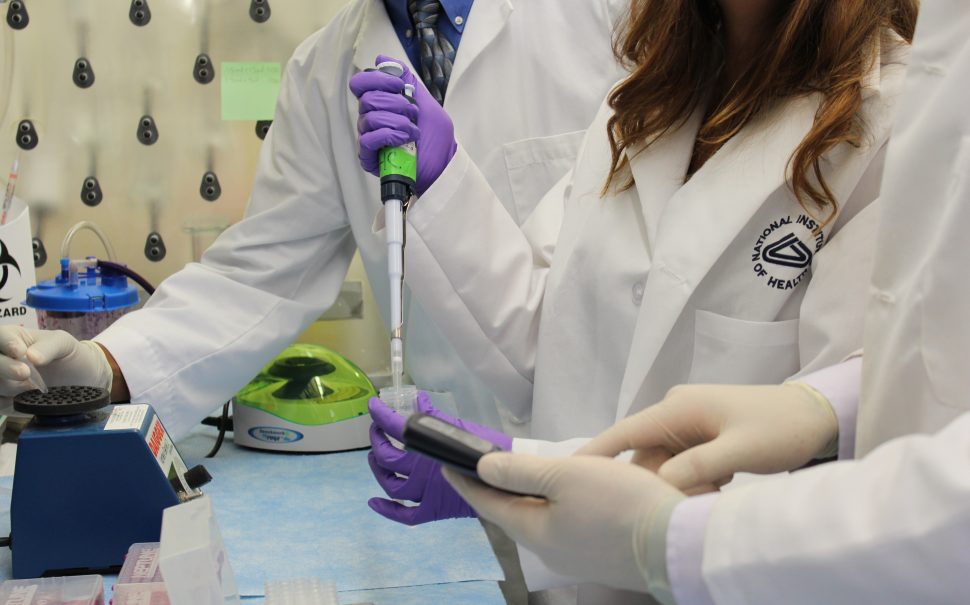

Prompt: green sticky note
xmin=220 ymin=62 xmax=282 ymax=121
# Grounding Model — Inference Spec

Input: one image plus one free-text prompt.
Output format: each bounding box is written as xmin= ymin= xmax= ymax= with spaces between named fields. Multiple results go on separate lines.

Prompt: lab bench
xmin=0 ymin=423 xmax=506 ymax=604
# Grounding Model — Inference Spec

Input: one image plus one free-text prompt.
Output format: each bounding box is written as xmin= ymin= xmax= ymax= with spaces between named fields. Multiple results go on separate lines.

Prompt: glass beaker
xmin=182 ymin=217 xmax=230 ymax=263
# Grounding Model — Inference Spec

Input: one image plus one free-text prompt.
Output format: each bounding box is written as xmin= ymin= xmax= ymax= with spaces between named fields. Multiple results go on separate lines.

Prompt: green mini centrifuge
xmin=232 ymin=343 xmax=376 ymax=452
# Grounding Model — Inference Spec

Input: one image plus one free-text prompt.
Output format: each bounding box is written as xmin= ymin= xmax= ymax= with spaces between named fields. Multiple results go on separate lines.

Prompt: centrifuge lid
xmin=234 ymin=343 xmax=376 ymax=426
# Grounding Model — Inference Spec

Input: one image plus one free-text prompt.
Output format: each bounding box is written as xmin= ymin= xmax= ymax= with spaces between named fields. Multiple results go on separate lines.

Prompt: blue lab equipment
xmin=9 ymin=387 xmax=211 ymax=578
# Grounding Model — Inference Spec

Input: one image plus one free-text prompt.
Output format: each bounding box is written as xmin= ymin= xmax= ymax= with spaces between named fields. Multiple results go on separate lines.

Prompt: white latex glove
xmin=0 ymin=326 xmax=113 ymax=396
xmin=578 ymin=383 xmax=839 ymax=494
xmin=443 ymin=454 xmax=685 ymax=597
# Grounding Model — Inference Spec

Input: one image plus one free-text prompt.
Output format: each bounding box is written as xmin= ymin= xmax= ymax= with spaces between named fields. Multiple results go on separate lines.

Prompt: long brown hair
xmin=605 ymin=0 xmax=917 ymax=220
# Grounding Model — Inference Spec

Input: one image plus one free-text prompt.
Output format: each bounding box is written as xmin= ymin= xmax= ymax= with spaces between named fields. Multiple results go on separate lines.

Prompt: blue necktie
xmin=408 ymin=0 xmax=455 ymax=104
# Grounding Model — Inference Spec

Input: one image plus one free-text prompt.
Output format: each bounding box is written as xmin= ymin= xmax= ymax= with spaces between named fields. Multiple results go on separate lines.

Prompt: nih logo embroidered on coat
xmin=751 ymin=214 xmax=825 ymax=290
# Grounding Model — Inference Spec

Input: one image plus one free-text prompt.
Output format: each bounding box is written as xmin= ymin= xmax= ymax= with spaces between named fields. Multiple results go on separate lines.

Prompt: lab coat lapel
xmin=349 ymin=0 xmax=418 ymax=143
xmin=348 ymin=0 xmax=513 ymax=128
xmin=351 ymin=0 xmax=418 ymax=76
xmin=445 ymin=0 xmax=514 ymax=101
xmin=629 ymin=111 xmax=703 ymax=255
xmin=616 ymin=94 xmax=823 ymax=420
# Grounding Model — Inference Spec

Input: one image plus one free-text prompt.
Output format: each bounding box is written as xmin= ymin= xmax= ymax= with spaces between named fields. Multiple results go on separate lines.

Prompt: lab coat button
xmin=632 ymin=281 xmax=645 ymax=306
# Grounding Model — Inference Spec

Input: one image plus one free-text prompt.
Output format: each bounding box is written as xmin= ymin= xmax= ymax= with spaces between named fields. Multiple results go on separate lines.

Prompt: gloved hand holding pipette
xmin=350 ymin=55 xmax=458 ymax=407
xmin=367 ymin=391 xmax=512 ymax=525
xmin=350 ymin=55 xmax=457 ymax=195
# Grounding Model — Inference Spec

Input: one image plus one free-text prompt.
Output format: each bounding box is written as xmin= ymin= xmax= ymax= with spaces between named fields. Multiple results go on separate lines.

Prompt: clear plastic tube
xmin=379 ymin=384 xmax=417 ymax=418
xmin=60 ymin=220 xmax=117 ymax=261
xmin=380 ymin=384 xmax=417 ymax=449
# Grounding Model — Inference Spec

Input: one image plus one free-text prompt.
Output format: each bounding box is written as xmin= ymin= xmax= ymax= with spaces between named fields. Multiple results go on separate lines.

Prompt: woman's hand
xmin=578 ymin=383 xmax=840 ymax=493
xmin=445 ymin=453 xmax=685 ymax=594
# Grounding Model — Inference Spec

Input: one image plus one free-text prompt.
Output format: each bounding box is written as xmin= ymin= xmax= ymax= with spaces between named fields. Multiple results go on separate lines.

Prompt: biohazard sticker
xmin=751 ymin=214 xmax=825 ymax=290
xmin=0 ymin=198 xmax=39 ymax=328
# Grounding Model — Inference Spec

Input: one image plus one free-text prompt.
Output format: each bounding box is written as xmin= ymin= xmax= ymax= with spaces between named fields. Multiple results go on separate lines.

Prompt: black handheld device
xmin=403 ymin=413 xmax=502 ymax=479
xmin=403 ymin=413 xmax=546 ymax=499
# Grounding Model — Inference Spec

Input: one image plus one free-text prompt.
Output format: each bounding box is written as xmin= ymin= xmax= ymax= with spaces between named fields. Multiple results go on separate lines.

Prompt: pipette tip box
xmin=111 ymin=584 xmax=170 ymax=605
xmin=0 ymin=575 xmax=105 ymax=605
xmin=264 ymin=578 xmax=339 ymax=605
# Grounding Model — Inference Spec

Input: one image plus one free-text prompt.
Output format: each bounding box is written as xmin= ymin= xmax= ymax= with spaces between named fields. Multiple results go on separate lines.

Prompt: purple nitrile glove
xmin=367 ymin=390 xmax=512 ymax=526
xmin=349 ymin=54 xmax=457 ymax=196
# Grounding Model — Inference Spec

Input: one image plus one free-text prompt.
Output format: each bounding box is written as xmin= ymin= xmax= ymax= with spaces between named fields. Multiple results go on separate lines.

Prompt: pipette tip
xmin=22 ymin=357 xmax=48 ymax=394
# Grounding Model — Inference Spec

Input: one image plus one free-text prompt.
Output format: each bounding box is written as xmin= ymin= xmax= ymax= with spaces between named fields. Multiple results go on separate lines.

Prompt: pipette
xmin=372 ymin=60 xmax=418 ymax=415
xmin=1 ymin=155 xmax=20 ymax=225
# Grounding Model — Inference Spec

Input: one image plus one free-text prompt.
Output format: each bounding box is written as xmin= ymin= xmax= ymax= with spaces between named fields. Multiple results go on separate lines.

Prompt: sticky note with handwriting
xmin=220 ymin=62 xmax=281 ymax=121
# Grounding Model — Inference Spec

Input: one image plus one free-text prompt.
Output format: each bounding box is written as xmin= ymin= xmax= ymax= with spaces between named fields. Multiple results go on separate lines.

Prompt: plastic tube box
xmin=114 ymin=543 xmax=170 ymax=605
xmin=111 ymin=585 xmax=170 ymax=605
xmin=0 ymin=575 xmax=104 ymax=605
xmin=117 ymin=543 xmax=165 ymax=585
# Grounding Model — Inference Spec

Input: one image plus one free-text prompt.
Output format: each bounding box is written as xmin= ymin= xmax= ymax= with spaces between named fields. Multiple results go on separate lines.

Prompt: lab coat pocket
xmin=688 ymin=310 xmax=800 ymax=385
xmin=504 ymin=130 xmax=585 ymax=223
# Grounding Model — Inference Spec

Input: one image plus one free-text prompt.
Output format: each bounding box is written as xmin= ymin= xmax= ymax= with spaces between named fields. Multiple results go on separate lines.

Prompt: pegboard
xmin=0 ymin=0 xmax=393 ymax=374
xmin=0 ymin=0 xmax=351 ymax=288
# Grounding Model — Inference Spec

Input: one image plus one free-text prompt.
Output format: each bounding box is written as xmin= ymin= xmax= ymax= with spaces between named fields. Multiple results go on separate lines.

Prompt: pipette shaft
xmin=373 ymin=61 xmax=417 ymax=393
xmin=1 ymin=157 xmax=20 ymax=225
xmin=386 ymin=197 xmax=405 ymax=390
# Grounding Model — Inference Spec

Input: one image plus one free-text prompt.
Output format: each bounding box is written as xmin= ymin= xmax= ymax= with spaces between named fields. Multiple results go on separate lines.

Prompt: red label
xmin=148 ymin=420 xmax=165 ymax=456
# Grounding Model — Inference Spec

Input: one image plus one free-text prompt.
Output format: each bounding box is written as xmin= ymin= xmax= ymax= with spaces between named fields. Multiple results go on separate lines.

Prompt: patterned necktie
xmin=408 ymin=0 xmax=456 ymax=104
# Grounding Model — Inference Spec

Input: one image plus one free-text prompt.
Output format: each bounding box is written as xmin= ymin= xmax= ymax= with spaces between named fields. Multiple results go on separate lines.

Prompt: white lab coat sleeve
xmin=95 ymin=42 xmax=355 ymax=440
xmin=793 ymin=150 xmax=884 ymax=378
xmin=403 ymin=145 xmax=568 ymax=415
xmin=702 ymin=411 xmax=970 ymax=605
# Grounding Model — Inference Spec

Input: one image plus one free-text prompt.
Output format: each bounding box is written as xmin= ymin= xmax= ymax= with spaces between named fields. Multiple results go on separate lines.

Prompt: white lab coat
xmin=398 ymin=34 xmax=907 ymax=603
xmin=94 ymin=0 xmax=626 ymax=440
xmin=700 ymin=5 xmax=970 ymax=604
xmin=401 ymin=37 xmax=907 ymax=453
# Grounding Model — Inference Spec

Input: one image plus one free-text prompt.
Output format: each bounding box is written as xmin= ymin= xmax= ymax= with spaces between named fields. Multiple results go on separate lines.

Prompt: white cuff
xmin=667 ymin=493 xmax=719 ymax=605
xmin=798 ymin=357 xmax=863 ymax=460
